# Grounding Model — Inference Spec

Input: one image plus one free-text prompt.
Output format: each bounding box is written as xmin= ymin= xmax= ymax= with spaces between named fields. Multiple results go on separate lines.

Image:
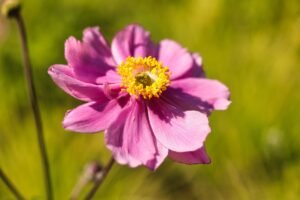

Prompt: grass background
xmin=0 ymin=0 xmax=300 ymax=199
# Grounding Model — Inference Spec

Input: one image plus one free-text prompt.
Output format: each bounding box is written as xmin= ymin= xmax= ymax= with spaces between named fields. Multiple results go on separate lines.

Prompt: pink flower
xmin=48 ymin=24 xmax=230 ymax=170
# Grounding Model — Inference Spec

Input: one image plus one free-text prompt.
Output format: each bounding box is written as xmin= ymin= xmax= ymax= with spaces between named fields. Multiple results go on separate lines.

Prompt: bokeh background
xmin=1 ymin=0 xmax=300 ymax=199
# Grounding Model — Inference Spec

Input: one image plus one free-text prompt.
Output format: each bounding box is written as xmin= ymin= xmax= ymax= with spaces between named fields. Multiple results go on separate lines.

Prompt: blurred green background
xmin=0 ymin=0 xmax=300 ymax=199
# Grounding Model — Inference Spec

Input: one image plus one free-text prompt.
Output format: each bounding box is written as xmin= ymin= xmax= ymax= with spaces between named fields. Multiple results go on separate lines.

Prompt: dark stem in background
xmin=9 ymin=7 xmax=53 ymax=200
xmin=0 ymin=168 xmax=25 ymax=200
xmin=84 ymin=157 xmax=115 ymax=200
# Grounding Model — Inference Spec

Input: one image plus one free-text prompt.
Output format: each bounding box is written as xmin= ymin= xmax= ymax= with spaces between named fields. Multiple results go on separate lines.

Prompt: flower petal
xmin=48 ymin=64 xmax=108 ymax=102
xmin=104 ymin=104 xmax=141 ymax=168
xmin=82 ymin=27 xmax=112 ymax=59
xmin=169 ymin=78 xmax=231 ymax=111
xmin=95 ymin=69 xmax=121 ymax=85
xmin=111 ymin=24 xmax=156 ymax=65
xmin=65 ymin=27 xmax=116 ymax=84
xmin=105 ymin=100 xmax=168 ymax=170
xmin=168 ymin=146 xmax=211 ymax=164
xmin=63 ymin=97 xmax=128 ymax=133
xmin=147 ymin=99 xmax=211 ymax=152
xmin=178 ymin=53 xmax=206 ymax=79
xmin=158 ymin=39 xmax=194 ymax=80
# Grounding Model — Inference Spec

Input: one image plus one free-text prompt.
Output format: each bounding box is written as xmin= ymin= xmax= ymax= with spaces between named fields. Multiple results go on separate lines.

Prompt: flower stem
xmin=10 ymin=7 xmax=53 ymax=200
xmin=0 ymin=168 xmax=25 ymax=200
xmin=84 ymin=157 xmax=115 ymax=200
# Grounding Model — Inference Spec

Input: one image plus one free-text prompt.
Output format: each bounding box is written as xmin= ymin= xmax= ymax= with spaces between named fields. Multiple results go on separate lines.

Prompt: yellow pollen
xmin=117 ymin=56 xmax=171 ymax=99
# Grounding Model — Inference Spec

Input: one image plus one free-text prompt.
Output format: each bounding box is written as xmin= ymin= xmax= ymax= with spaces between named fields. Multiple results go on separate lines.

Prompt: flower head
xmin=48 ymin=24 xmax=231 ymax=170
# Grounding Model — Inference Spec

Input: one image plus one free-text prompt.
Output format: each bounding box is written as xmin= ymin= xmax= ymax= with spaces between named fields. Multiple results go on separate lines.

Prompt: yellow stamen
xmin=117 ymin=56 xmax=171 ymax=99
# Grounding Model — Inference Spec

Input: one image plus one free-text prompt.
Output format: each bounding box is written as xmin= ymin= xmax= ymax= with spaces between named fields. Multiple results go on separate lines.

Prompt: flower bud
xmin=1 ymin=0 xmax=21 ymax=18
xmin=84 ymin=161 xmax=103 ymax=181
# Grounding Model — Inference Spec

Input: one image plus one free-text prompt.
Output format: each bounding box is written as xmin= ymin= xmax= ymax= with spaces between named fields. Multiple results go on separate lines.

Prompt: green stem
xmin=0 ymin=168 xmax=25 ymax=200
xmin=10 ymin=8 xmax=53 ymax=200
xmin=84 ymin=157 xmax=115 ymax=200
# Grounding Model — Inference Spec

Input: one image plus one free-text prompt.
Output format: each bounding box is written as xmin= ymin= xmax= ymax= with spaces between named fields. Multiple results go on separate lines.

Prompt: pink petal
xmin=82 ymin=27 xmax=112 ymax=59
xmin=170 ymin=78 xmax=231 ymax=111
xmin=111 ymin=24 xmax=156 ymax=65
xmin=65 ymin=27 xmax=116 ymax=84
xmin=48 ymin=64 xmax=108 ymax=102
xmin=147 ymin=99 xmax=211 ymax=152
xmin=105 ymin=100 xmax=168 ymax=170
xmin=158 ymin=39 xmax=195 ymax=80
xmin=95 ymin=69 xmax=121 ymax=85
xmin=63 ymin=98 xmax=127 ymax=133
xmin=104 ymin=104 xmax=141 ymax=168
xmin=178 ymin=53 xmax=206 ymax=79
xmin=168 ymin=146 xmax=211 ymax=164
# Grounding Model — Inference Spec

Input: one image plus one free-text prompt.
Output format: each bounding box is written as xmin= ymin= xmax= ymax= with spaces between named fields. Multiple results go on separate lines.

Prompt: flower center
xmin=117 ymin=56 xmax=170 ymax=99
